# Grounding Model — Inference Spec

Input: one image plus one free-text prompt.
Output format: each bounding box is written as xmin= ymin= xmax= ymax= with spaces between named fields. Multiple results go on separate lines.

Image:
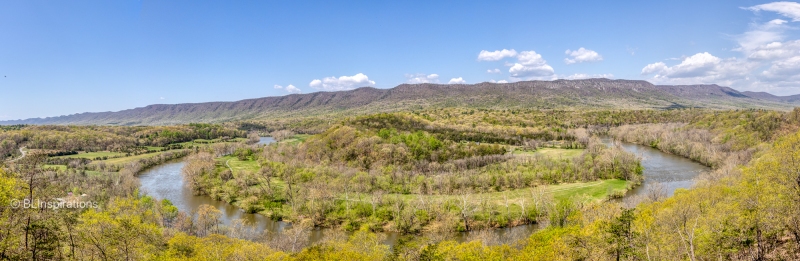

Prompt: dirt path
xmin=7 ymin=147 xmax=26 ymax=162
xmin=225 ymin=158 xmax=234 ymax=173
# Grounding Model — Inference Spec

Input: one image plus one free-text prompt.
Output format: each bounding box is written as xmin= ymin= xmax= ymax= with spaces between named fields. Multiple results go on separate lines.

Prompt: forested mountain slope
xmin=2 ymin=79 xmax=797 ymax=125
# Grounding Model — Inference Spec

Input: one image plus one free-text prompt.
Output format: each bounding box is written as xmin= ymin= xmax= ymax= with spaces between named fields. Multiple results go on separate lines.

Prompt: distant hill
xmin=2 ymin=79 xmax=797 ymax=126
xmin=741 ymin=91 xmax=800 ymax=103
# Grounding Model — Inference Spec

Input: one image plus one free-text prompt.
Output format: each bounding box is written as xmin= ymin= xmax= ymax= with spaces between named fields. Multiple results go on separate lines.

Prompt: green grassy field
xmin=216 ymin=156 xmax=261 ymax=173
xmin=386 ymin=179 xmax=628 ymax=203
xmin=196 ymin=137 xmax=247 ymax=143
xmin=43 ymin=164 xmax=67 ymax=171
xmin=546 ymin=179 xmax=628 ymax=200
xmin=176 ymin=138 xmax=248 ymax=148
xmin=214 ymin=156 xmax=289 ymax=191
xmin=513 ymin=148 xmax=585 ymax=158
xmin=96 ymin=151 xmax=167 ymax=165
xmin=328 ymin=179 xmax=630 ymax=223
xmin=55 ymin=151 xmax=125 ymax=159
xmin=49 ymin=139 xmax=248 ymax=168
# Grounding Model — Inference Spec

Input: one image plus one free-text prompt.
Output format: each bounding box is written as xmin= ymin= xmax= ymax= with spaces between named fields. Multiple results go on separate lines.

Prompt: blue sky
xmin=1 ymin=0 xmax=799 ymax=120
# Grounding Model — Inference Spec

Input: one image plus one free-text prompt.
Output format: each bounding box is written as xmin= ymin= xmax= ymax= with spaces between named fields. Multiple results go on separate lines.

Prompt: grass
xmin=513 ymin=148 xmax=584 ymax=159
xmin=96 ymin=151 xmax=167 ymax=165
xmin=56 ymin=151 xmax=125 ymax=159
xmin=214 ymin=156 xmax=289 ymax=191
xmin=194 ymin=137 xmax=248 ymax=143
xmin=176 ymin=138 xmax=249 ymax=148
xmin=279 ymin=134 xmax=312 ymax=145
xmin=330 ymin=179 xmax=631 ymax=223
xmin=50 ymin=139 xmax=247 ymax=167
xmin=43 ymin=164 xmax=67 ymax=171
xmin=546 ymin=179 xmax=628 ymax=200
xmin=42 ymin=164 xmax=106 ymax=176
xmin=216 ymin=157 xmax=628 ymax=206
xmin=388 ymin=179 xmax=628 ymax=203
xmin=311 ymin=179 xmax=633 ymax=227
xmin=216 ymin=156 xmax=261 ymax=173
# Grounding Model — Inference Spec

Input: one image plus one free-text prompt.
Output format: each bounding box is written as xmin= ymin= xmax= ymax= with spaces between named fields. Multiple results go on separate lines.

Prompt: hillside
xmin=741 ymin=91 xmax=800 ymax=103
xmin=2 ymin=79 xmax=797 ymax=125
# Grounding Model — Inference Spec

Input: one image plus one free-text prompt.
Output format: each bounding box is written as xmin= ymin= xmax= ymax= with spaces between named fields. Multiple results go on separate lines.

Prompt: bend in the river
xmin=137 ymin=137 xmax=710 ymax=246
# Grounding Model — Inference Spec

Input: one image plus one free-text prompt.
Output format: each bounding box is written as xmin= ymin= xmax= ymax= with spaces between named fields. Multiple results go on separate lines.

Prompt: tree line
xmin=0 ymin=124 xmax=245 ymax=160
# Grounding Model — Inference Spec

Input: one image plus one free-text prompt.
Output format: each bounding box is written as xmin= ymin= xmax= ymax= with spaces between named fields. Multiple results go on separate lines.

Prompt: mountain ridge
xmin=3 ymin=79 xmax=797 ymax=126
xmin=741 ymin=91 xmax=800 ymax=103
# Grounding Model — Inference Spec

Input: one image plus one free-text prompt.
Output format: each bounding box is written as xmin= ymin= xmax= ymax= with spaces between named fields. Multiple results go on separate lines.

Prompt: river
xmin=601 ymin=138 xmax=710 ymax=198
xmin=137 ymin=137 xmax=710 ymax=245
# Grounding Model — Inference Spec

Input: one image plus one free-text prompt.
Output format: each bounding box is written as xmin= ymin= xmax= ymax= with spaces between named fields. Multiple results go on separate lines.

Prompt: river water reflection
xmin=137 ymin=137 xmax=709 ymax=246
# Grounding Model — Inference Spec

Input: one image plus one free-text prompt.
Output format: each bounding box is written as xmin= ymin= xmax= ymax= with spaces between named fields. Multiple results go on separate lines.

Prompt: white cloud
xmin=747 ymin=40 xmax=800 ymax=60
xmin=564 ymin=48 xmax=603 ymax=64
xmin=517 ymin=51 xmax=544 ymax=65
xmin=477 ymin=49 xmax=517 ymax=61
xmin=563 ymin=73 xmax=614 ymax=80
xmin=738 ymin=4 xmax=800 ymax=91
xmin=641 ymin=62 xmax=668 ymax=75
xmin=487 ymin=68 xmax=501 ymax=74
xmin=746 ymin=2 xmax=800 ymax=21
xmin=159 ymin=97 xmax=165 ymax=100
xmin=405 ymin=73 xmax=440 ymax=84
xmin=735 ymin=17 xmax=790 ymax=53
xmin=637 ymin=3 xmax=800 ymax=94
xmin=762 ymin=55 xmax=800 ymax=80
xmin=509 ymin=63 xmax=555 ymax=78
xmin=488 ymin=79 xmax=509 ymax=83
xmin=309 ymin=73 xmax=375 ymax=91
xmin=285 ymin=84 xmax=302 ymax=94
xmin=769 ymin=19 xmax=788 ymax=25
xmin=508 ymin=51 xmax=556 ymax=80
xmin=274 ymin=84 xmax=302 ymax=93
xmin=663 ymin=52 xmax=722 ymax=78
xmin=448 ymin=77 xmax=466 ymax=84
xmin=641 ymin=52 xmax=756 ymax=86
